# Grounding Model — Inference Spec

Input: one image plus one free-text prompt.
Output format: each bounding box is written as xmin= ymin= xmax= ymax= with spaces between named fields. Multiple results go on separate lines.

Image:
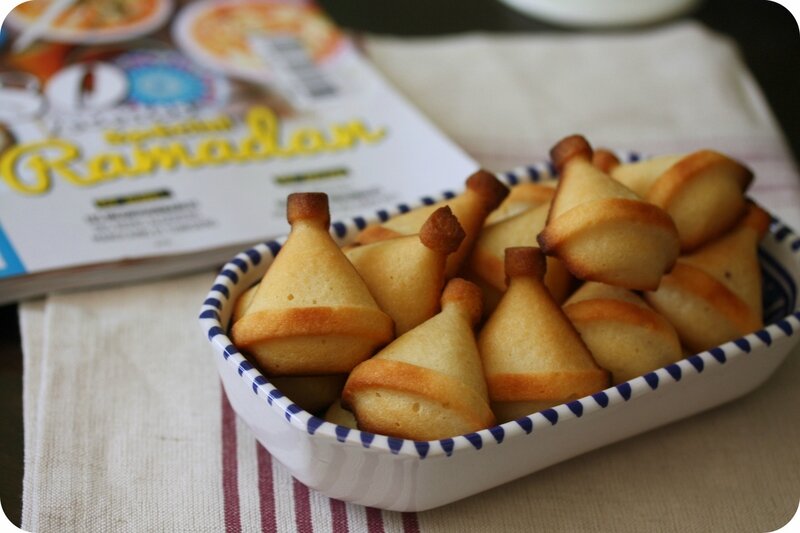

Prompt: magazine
xmin=0 ymin=0 xmax=476 ymax=304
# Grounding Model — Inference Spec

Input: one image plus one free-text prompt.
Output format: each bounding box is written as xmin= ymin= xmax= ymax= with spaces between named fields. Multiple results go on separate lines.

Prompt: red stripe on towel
xmin=293 ymin=478 xmax=314 ymax=533
xmin=256 ymin=444 xmax=277 ymax=533
xmin=366 ymin=507 xmax=385 ymax=533
xmin=330 ymin=499 xmax=349 ymax=533
xmin=402 ymin=512 xmax=420 ymax=533
xmin=221 ymin=390 xmax=241 ymax=533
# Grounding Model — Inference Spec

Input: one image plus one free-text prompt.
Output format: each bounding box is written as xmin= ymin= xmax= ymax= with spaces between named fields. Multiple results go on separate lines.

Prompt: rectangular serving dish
xmin=199 ymin=156 xmax=800 ymax=512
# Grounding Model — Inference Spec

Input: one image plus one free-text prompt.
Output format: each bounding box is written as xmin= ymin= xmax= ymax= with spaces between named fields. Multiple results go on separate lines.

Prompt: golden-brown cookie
xmin=345 ymin=206 xmax=465 ymax=335
xmin=484 ymin=181 xmax=556 ymax=225
xmin=591 ymin=148 xmax=621 ymax=174
xmin=270 ymin=374 xmax=347 ymax=413
xmin=342 ymin=278 xmax=495 ymax=440
xmin=354 ymin=170 xmax=509 ymax=278
xmin=611 ymin=150 xmax=753 ymax=251
xmin=231 ymin=193 xmax=394 ymax=375
xmin=608 ymin=154 xmax=682 ymax=197
xmin=469 ymin=202 xmax=573 ymax=304
xmin=644 ymin=202 xmax=769 ymax=353
xmin=231 ymin=283 xmax=259 ymax=324
xmin=324 ymin=400 xmax=358 ymax=429
xmin=538 ymin=135 xmax=680 ymax=291
xmin=478 ymin=247 xmax=609 ymax=422
xmin=563 ymin=282 xmax=682 ymax=384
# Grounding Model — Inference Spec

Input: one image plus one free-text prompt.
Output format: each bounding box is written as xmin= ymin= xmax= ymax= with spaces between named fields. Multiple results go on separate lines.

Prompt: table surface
xmin=1 ymin=0 xmax=799 ymax=528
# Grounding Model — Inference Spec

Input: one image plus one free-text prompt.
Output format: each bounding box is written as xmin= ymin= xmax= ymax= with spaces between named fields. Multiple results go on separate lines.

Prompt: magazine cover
xmin=0 ymin=0 xmax=476 ymax=303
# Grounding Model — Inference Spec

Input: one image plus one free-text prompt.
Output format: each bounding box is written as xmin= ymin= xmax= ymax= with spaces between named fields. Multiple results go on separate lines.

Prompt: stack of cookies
xmin=230 ymin=134 xmax=766 ymax=440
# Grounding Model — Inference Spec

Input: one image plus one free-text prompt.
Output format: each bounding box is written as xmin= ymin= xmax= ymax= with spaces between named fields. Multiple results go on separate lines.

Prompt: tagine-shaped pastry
xmin=591 ymin=148 xmax=621 ymax=174
xmin=484 ymin=181 xmax=556 ymax=225
xmin=346 ymin=206 xmax=465 ymax=336
xmin=233 ymin=285 xmax=349 ymax=413
xmin=537 ymin=135 xmax=680 ymax=291
xmin=563 ymin=282 xmax=682 ymax=384
xmin=269 ymin=374 xmax=348 ymax=413
xmin=468 ymin=202 xmax=573 ymax=304
xmin=324 ymin=400 xmax=359 ymax=429
xmin=342 ymin=278 xmax=495 ymax=440
xmin=609 ymin=154 xmax=680 ymax=196
xmin=231 ymin=283 xmax=260 ymax=324
xmin=644 ymin=202 xmax=770 ymax=353
xmin=231 ymin=193 xmax=394 ymax=375
xmin=610 ymin=150 xmax=754 ymax=252
xmin=478 ymin=247 xmax=609 ymax=423
xmin=354 ymin=170 xmax=509 ymax=278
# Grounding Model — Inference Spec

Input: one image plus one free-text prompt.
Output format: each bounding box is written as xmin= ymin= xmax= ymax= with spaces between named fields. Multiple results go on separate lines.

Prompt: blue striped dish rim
xmin=198 ymin=152 xmax=800 ymax=459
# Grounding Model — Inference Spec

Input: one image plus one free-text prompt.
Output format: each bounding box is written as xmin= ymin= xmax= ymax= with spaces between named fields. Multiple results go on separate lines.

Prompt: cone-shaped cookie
xmin=609 ymin=154 xmax=682 ymax=197
xmin=644 ymin=202 xmax=770 ymax=353
xmin=611 ymin=150 xmax=753 ymax=251
xmin=270 ymin=374 xmax=347 ymax=413
xmin=468 ymin=202 xmax=573 ymax=304
xmin=232 ymin=283 xmax=259 ymax=324
xmin=231 ymin=193 xmax=394 ymax=375
xmin=478 ymin=247 xmax=609 ymax=423
xmin=563 ymin=282 xmax=682 ymax=384
xmin=484 ymin=181 xmax=556 ymax=225
xmin=538 ymin=135 xmax=680 ymax=291
xmin=345 ymin=206 xmax=465 ymax=336
xmin=591 ymin=148 xmax=621 ymax=174
xmin=459 ymin=272 xmax=505 ymax=318
xmin=354 ymin=170 xmax=509 ymax=278
xmin=324 ymin=400 xmax=358 ymax=429
xmin=342 ymin=278 xmax=495 ymax=440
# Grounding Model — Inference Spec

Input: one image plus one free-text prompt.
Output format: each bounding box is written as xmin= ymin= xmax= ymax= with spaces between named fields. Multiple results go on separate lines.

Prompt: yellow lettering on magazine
xmin=0 ymin=107 xmax=386 ymax=195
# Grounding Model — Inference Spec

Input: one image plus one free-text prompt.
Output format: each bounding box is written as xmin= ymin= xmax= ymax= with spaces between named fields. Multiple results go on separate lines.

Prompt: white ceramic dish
xmin=199 ymin=156 xmax=800 ymax=512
